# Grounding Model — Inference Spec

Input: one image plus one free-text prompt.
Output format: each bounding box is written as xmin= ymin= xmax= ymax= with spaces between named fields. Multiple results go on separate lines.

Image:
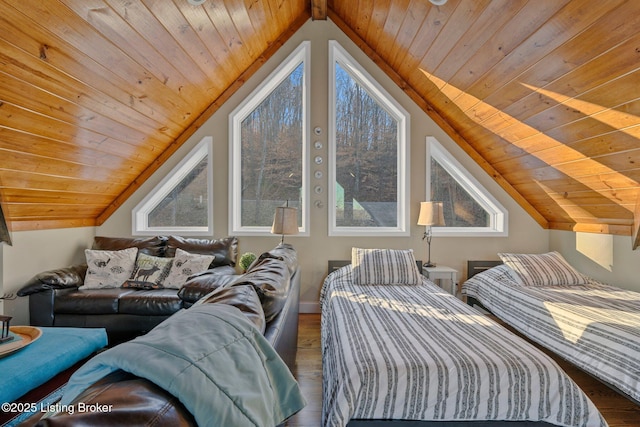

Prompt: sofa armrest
xmin=17 ymin=264 xmax=87 ymax=296
xmin=177 ymin=266 xmax=239 ymax=307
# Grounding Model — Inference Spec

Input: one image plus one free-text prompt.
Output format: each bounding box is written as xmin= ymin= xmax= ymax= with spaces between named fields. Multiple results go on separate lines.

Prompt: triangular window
xmin=132 ymin=137 xmax=213 ymax=235
xmin=427 ymin=137 xmax=508 ymax=236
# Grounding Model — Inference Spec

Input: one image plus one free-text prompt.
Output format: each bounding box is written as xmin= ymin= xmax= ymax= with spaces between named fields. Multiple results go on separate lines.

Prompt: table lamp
xmin=271 ymin=203 xmax=299 ymax=244
xmin=417 ymin=201 xmax=445 ymax=268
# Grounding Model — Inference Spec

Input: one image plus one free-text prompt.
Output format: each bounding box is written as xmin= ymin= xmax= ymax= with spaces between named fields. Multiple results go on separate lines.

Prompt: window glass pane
xmin=149 ymin=156 xmax=208 ymax=227
xmin=133 ymin=137 xmax=212 ymax=236
xmin=240 ymin=63 xmax=303 ymax=227
xmin=430 ymin=157 xmax=489 ymax=227
xmin=334 ymin=63 xmax=398 ymax=228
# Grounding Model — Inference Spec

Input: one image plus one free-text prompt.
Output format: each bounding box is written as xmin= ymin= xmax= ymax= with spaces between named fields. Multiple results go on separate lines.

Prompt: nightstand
xmin=422 ymin=265 xmax=458 ymax=296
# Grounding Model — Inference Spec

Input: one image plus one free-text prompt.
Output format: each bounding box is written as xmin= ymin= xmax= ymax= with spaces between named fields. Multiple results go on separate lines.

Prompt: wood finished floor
xmin=286 ymin=313 xmax=640 ymax=427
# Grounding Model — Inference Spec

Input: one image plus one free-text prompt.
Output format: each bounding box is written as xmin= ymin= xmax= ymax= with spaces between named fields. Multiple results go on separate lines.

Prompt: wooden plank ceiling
xmin=0 ymin=0 xmax=638 ymax=245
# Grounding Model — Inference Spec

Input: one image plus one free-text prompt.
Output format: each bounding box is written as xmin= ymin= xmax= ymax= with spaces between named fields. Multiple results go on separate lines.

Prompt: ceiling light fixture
xmin=188 ymin=0 xmax=206 ymax=5
xmin=429 ymin=0 xmax=448 ymax=5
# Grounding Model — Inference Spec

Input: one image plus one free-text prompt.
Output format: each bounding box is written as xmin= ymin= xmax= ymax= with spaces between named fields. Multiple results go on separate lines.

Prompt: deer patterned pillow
xmin=125 ymin=253 xmax=173 ymax=289
xmin=81 ymin=247 xmax=139 ymax=289
xmin=164 ymin=248 xmax=216 ymax=289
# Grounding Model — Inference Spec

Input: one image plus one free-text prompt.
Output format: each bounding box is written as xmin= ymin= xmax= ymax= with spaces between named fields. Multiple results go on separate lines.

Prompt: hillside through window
xmin=230 ymin=41 xmax=309 ymax=235
xmin=329 ymin=41 xmax=409 ymax=236
xmin=132 ymin=137 xmax=213 ymax=236
xmin=427 ymin=137 xmax=508 ymax=236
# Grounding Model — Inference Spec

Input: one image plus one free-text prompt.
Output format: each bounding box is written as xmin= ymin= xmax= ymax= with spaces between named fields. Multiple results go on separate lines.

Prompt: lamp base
xmin=423 ymin=262 xmax=436 ymax=268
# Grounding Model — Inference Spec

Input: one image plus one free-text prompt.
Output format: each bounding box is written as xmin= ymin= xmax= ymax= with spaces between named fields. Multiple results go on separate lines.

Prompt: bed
xmin=321 ymin=248 xmax=606 ymax=427
xmin=462 ymin=251 xmax=640 ymax=405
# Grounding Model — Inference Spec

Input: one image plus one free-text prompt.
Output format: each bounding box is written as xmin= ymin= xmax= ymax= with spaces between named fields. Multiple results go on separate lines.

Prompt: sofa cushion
xmin=93 ymin=235 xmax=167 ymax=257
xmin=81 ymin=248 xmax=138 ymax=290
xmin=177 ymin=266 xmax=239 ymax=306
xmin=118 ymin=289 xmax=182 ymax=316
xmin=163 ymin=248 xmax=216 ymax=289
xmin=164 ymin=236 xmax=238 ymax=268
xmin=128 ymin=253 xmax=173 ymax=288
xmin=235 ymin=256 xmax=290 ymax=323
xmin=55 ymin=288 xmax=136 ymax=314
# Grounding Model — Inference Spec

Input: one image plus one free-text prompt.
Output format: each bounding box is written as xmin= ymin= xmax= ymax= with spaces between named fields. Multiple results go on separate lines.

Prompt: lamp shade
xmin=417 ymin=202 xmax=445 ymax=226
xmin=271 ymin=206 xmax=299 ymax=236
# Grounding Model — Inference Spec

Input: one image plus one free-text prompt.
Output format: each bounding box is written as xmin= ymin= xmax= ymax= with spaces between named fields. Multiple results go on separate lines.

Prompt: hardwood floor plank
xmin=287 ymin=313 xmax=640 ymax=427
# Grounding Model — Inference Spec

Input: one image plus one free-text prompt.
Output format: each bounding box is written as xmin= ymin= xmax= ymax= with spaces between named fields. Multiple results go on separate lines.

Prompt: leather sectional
xmin=17 ymin=237 xmax=302 ymax=426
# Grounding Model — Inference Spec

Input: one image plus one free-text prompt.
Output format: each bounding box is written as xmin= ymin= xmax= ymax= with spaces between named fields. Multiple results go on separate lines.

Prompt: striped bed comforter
xmin=320 ymin=265 xmax=606 ymax=427
xmin=463 ymin=265 xmax=640 ymax=404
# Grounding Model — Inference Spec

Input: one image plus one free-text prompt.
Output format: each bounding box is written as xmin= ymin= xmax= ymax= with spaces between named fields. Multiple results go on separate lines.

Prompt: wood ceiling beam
xmin=633 ymin=189 xmax=640 ymax=250
xmin=311 ymin=0 xmax=327 ymax=20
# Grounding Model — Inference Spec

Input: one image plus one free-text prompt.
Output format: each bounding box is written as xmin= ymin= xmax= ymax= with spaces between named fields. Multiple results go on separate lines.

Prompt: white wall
xmin=550 ymin=230 xmax=640 ymax=292
xmin=99 ymin=19 xmax=549 ymax=312
xmin=0 ymin=227 xmax=95 ymax=324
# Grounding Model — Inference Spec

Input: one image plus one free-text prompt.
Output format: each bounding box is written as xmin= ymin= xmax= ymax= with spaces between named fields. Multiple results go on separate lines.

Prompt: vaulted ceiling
xmin=0 ymin=0 xmax=638 ymax=247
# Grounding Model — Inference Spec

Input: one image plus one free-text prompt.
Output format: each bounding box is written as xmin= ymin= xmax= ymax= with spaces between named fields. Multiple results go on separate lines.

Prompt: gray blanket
xmin=463 ymin=264 xmax=640 ymax=404
xmin=60 ymin=304 xmax=306 ymax=426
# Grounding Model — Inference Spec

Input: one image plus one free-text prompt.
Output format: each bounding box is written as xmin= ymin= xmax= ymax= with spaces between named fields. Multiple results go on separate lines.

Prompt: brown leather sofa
xmin=18 ymin=235 xmax=238 ymax=342
xmin=19 ymin=242 xmax=301 ymax=426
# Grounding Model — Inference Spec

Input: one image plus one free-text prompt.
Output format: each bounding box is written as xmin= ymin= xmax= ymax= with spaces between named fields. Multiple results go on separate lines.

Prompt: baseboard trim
xmin=299 ymin=301 xmax=320 ymax=313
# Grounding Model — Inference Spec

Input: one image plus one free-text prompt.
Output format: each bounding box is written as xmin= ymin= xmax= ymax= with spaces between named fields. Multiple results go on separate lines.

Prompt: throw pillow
xmin=164 ymin=248 xmax=216 ymax=289
xmin=127 ymin=253 xmax=173 ymax=289
xmin=351 ymin=247 xmax=422 ymax=286
xmin=81 ymin=247 xmax=138 ymax=290
xmin=497 ymin=251 xmax=588 ymax=286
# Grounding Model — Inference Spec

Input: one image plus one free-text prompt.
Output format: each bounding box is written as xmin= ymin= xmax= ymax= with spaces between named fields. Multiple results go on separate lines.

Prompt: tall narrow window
xmin=132 ymin=136 xmax=213 ymax=236
xmin=427 ymin=137 xmax=508 ymax=236
xmin=329 ymin=41 xmax=410 ymax=236
xmin=230 ymin=42 xmax=309 ymax=236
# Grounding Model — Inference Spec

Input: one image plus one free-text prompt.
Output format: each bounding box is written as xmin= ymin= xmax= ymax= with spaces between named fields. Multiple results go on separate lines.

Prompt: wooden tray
xmin=0 ymin=326 xmax=42 ymax=358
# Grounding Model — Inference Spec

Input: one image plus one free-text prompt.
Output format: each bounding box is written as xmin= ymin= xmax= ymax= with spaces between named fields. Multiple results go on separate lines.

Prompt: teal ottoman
xmin=0 ymin=327 xmax=107 ymax=404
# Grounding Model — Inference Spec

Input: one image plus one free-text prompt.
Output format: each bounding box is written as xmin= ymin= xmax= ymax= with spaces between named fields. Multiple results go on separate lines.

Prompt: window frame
xmin=228 ymin=41 xmax=310 ymax=237
xmin=132 ymin=136 xmax=213 ymax=236
xmin=426 ymin=136 xmax=508 ymax=237
xmin=328 ymin=40 xmax=410 ymax=237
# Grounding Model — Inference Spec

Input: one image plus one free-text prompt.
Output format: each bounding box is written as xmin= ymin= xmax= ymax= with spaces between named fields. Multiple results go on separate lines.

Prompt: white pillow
xmin=352 ymin=248 xmax=422 ymax=286
xmin=164 ymin=248 xmax=216 ymax=289
xmin=82 ymin=247 xmax=138 ymax=289
xmin=497 ymin=251 xmax=587 ymax=286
